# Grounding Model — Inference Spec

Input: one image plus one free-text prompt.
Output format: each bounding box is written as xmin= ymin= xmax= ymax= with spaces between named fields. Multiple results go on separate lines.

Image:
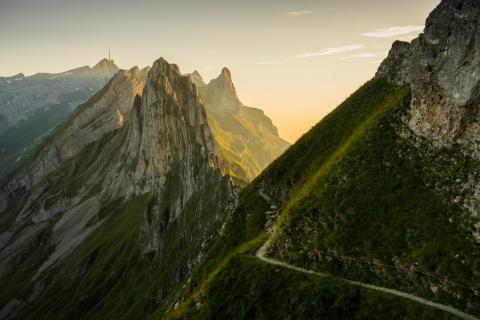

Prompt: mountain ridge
xmin=0 ymin=58 xmax=121 ymax=175
xmin=0 ymin=57 xmax=238 ymax=319
xmin=193 ymin=68 xmax=290 ymax=181
xmin=166 ymin=0 xmax=480 ymax=318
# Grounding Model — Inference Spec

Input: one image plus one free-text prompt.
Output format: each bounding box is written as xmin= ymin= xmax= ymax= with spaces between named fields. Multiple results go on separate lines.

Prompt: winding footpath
xmin=255 ymin=242 xmax=478 ymax=320
xmin=255 ymin=190 xmax=479 ymax=320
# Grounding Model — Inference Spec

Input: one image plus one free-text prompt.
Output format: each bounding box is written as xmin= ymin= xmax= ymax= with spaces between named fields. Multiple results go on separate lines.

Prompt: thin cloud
xmin=368 ymin=60 xmax=384 ymax=64
xmin=296 ymin=44 xmax=364 ymax=58
xmin=257 ymin=61 xmax=288 ymax=65
xmin=362 ymin=25 xmax=424 ymax=38
xmin=286 ymin=10 xmax=312 ymax=17
xmin=340 ymin=51 xmax=388 ymax=60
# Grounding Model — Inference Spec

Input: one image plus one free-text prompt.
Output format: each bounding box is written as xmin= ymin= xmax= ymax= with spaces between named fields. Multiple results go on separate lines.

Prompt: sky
xmin=0 ymin=0 xmax=440 ymax=142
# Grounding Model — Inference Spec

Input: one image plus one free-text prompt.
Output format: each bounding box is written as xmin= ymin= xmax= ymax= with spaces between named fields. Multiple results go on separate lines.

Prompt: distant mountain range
xmin=0 ymin=60 xmax=289 ymax=181
xmin=1 ymin=0 xmax=479 ymax=319
xmin=0 ymin=59 xmax=120 ymax=173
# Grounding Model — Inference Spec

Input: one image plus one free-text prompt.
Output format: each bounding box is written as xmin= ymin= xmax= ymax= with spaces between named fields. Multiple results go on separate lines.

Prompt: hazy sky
xmin=0 ymin=0 xmax=440 ymax=142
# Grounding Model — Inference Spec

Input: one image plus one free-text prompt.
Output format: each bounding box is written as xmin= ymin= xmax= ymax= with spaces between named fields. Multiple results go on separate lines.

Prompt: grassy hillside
xmin=164 ymin=78 xmax=479 ymax=318
xmin=266 ymin=83 xmax=480 ymax=313
xmin=169 ymin=255 xmax=456 ymax=320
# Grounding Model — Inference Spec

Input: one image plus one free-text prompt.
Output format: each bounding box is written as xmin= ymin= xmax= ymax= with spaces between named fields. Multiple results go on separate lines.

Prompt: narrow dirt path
xmin=255 ymin=241 xmax=479 ymax=320
xmin=255 ymin=187 xmax=479 ymax=320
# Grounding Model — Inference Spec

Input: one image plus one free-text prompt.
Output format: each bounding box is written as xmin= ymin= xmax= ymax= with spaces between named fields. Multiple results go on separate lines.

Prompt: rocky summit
xmin=409 ymin=0 xmax=480 ymax=154
xmin=194 ymin=68 xmax=290 ymax=181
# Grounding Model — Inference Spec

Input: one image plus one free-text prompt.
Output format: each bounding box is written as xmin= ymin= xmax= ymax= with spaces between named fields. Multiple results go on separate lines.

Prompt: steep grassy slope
xmin=266 ymin=83 xmax=480 ymax=313
xmin=170 ymin=255 xmax=456 ymax=320
xmin=164 ymin=78 xmax=478 ymax=319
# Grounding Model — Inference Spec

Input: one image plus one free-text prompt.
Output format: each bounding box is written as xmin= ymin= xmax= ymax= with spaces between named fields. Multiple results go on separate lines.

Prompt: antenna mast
xmin=108 ymin=46 xmax=111 ymax=61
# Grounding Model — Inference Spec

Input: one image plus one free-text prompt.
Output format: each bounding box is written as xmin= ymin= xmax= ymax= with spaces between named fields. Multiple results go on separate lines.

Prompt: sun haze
xmin=0 ymin=0 xmax=440 ymax=142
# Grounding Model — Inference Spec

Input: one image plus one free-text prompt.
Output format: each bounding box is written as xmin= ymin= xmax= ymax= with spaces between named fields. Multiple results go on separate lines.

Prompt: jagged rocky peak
xmin=199 ymin=67 xmax=243 ymax=113
xmin=375 ymin=40 xmax=412 ymax=86
xmin=408 ymin=0 xmax=480 ymax=152
xmin=219 ymin=67 xmax=236 ymax=92
xmin=92 ymin=58 xmax=120 ymax=74
xmin=140 ymin=65 xmax=151 ymax=78
xmin=103 ymin=57 xmax=225 ymax=200
xmin=190 ymin=70 xmax=205 ymax=87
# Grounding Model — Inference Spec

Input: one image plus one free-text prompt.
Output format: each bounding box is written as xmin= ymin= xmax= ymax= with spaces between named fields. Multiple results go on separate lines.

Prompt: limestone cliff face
xmin=0 ymin=67 xmax=147 ymax=257
xmin=373 ymin=0 xmax=480 ymax=224
xmin=102 ymin=58 xmax=228 ymax=224
xmin=408 ymin=0 xmax=480 ymax=154
xmin=0 ymin=57 xmax=236 ymax=313
xmin=193 ymin=68 xmax=290 ymax=181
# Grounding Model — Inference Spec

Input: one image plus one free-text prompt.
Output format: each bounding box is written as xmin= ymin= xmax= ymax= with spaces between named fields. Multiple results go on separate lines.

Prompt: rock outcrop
xmin=408 ymin=0 xmax=480 ymax=154
xmin=102 ymin=58 xmax=227 ymax=207
xmin=198 ymin=68 xmax=243 ymax=113
xmin=375 ymin=41 xmax=412 ymax=86
xmin=189 ymin=70 xmax=205 ymax=87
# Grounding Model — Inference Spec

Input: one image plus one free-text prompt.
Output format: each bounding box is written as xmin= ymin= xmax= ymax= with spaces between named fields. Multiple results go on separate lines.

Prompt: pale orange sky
xmin=0 ymin=0 xmax=440 ymax=142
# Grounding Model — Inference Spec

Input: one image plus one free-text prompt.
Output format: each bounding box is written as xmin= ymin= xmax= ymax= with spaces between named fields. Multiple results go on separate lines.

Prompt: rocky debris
xmin=258 ymin=185 xmax=281 ymax=230
xmin=408 ymin=0 xmax=480 ymax=155
xmin=375 ymin=41 xmax=412 ymax=86
xmin=35 ymin=197 xmax=102 ymax=275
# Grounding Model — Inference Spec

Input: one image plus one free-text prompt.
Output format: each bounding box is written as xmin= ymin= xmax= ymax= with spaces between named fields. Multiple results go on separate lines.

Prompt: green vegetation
xmin=170 ymin=255 xmax=456 ymax=320
xmin=1 ymin=100 xmax=233 ymax=320
xmin=266 ymin=82 xmax=480 ymax=313
xmin=20 ymin=195 xmax=152 ymax=320
xmin=3 ymin=71 xmax=478 ymax=319
xmin=167 ymin=79 xmax=479 ymax=318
